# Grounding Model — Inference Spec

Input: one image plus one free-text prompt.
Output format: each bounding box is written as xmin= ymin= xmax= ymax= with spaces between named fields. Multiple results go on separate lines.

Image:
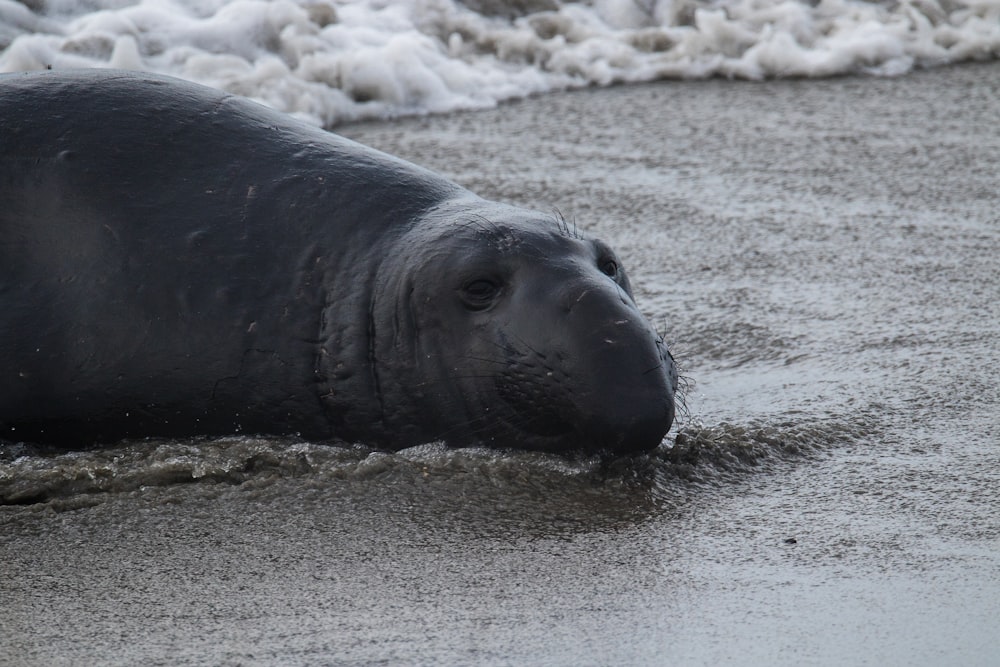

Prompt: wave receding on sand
xmin=1 ymin=0 xmax=998 ymax=126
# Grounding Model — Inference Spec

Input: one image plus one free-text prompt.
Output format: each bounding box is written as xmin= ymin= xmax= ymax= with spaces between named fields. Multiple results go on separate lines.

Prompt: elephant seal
xmin=0 ymin=69 xmax=677 ymax=454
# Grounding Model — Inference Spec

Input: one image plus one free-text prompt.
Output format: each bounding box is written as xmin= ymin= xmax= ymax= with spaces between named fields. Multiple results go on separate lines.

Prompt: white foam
xmin=1 ymin=0 xmax=998 ymax=126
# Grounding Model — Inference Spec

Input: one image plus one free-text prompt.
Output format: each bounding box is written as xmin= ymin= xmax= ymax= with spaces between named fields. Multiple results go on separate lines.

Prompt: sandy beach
xmin=2 ymin=62 xmax=999 ymax=665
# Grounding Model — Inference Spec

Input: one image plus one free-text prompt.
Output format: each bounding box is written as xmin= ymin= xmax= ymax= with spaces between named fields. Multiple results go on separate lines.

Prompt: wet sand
xmin=2 ymin=63 xmax=999 ymax=665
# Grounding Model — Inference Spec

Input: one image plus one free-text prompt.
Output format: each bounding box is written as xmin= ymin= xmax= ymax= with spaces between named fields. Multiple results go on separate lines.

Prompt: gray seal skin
xmin=0 ymin=69 xmax=677 ymax=454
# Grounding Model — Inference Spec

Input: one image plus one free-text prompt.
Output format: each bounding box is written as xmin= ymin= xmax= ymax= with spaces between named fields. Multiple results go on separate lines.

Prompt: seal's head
xmin=369 ymin=201 xmax=677 ymax=455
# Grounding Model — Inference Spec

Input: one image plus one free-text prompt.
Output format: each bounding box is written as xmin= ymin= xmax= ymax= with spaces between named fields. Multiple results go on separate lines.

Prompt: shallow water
xmin=2 ymin=0 xmax=998 ymax=125
xmin=3 ymin=63 xmax=1000 ymax=665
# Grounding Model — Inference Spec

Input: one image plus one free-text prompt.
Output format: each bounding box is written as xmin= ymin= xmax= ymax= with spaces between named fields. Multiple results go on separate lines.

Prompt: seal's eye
xmin=599 ymin=258 xmax=619 ymax=279
xmin=460 ymin=279 xmax=500 ymax=311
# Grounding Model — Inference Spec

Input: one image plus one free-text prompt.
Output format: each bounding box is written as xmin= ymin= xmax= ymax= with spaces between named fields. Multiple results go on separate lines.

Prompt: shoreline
xmin=3 ymin=61 xmax=999 ymax=666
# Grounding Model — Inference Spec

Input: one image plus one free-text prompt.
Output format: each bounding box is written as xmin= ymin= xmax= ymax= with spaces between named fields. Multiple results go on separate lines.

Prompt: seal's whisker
xmin=468 ymin=213 xmax=511 ymax=248
xmin=550 ymin=207 xmax=569 ymax=237
xmin=470 ymin=213 xmax=495 ymax=231
xmin=504 ymin=331 xmax=545 ymax=358
xmin=469 ymin=332 xmax=521 ymax=356
xmin=457 ymin=218 xmax=491 ymax=235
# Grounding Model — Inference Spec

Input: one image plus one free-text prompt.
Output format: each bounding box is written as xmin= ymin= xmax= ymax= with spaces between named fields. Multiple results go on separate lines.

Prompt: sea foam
xmin=1 ymin=0 xmax=997 ymax=126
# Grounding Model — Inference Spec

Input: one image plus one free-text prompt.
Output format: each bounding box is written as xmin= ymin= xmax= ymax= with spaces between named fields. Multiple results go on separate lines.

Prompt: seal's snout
xmin=560 ymin=286 xmax=677 ymax=455
xmin=489 ymin=279 xmax=676 ymax=454
xmin=580 ymin=351 xmax=676 ymax=454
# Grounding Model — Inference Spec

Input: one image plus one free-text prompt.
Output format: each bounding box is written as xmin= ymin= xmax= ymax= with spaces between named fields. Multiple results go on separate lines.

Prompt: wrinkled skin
xmin=0 ymin=70 xmax=676 ymax=454
xmin=366 ymin=203 xmax=677 ymax=453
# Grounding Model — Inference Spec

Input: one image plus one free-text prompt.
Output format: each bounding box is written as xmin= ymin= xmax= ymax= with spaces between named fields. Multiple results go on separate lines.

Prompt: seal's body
xmin=0 ymin=70 xmax=676 ymax=454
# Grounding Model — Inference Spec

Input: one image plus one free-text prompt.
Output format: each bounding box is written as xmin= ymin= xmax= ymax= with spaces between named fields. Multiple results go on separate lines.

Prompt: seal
xmin=0 ymin=69 xmax=677 ymax=454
